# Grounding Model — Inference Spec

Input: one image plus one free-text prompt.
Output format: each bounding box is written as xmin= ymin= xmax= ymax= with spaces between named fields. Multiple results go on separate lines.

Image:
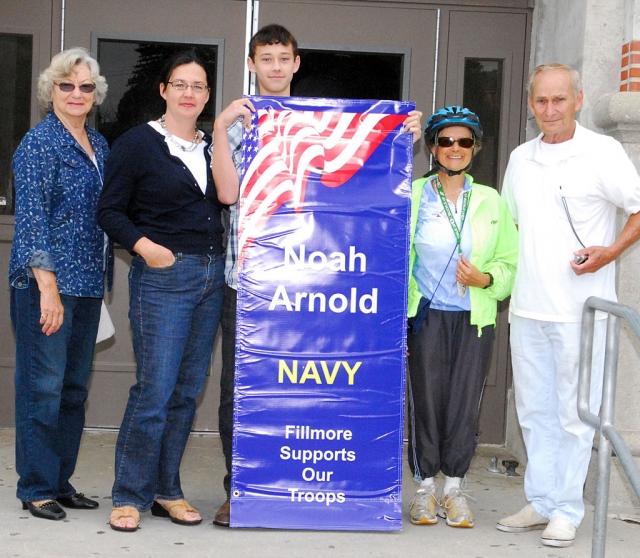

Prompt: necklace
xmin=432 ymin=178 xmax=463 ymax=198
xmin=159 ymin=114 xmax=199 ymax=152
xmin=444 ymin=187 xmax=463 ymax=198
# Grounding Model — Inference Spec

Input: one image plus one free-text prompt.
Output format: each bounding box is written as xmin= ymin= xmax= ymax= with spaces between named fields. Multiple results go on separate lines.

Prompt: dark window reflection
xmin=96 ymin=40 xmax=218 ymax=145
xmin=0 ymin=34 xmax=32 ymax=215
xmin=463 ymin=59 xmax=503 ymax=189
xmin=291 ymin=49 xmax=403 ymax=101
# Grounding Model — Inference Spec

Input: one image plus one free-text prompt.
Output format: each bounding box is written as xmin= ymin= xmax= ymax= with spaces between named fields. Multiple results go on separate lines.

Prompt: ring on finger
xmin=41 ymin=314 xmax=47 ymax=319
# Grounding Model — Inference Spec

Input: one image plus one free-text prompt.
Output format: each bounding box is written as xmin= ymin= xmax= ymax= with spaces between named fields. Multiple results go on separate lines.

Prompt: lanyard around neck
xmin=434 ymin=176 xmax=471 ymax=255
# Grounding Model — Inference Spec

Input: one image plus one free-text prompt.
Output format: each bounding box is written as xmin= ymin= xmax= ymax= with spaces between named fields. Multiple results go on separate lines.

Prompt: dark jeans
xmin=219 ymin=284 xmax=237 ymax=497
xmin=11 ymin=275 xmax=101 ymax=502
xmin=112 ymin=254 xmax=224 ymax=509
xmin=407 ymin=309 xmax=494 ymax=479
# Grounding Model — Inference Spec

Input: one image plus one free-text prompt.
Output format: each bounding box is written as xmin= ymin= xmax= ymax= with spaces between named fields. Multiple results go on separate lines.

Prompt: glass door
xmin=441 ymin=8 xmax=531 ymax=443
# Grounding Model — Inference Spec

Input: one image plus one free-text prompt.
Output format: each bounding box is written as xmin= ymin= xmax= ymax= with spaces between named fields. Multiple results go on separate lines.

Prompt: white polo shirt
xmin=501 ymin=123 xmax=640 ymax=322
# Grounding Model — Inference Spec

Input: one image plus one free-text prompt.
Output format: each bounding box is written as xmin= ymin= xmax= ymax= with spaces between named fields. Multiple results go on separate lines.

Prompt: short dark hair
xmin=159 ymin=50 xmax=209 ymax=88
xmin=248 ymin=24 xmax=298 ymax=61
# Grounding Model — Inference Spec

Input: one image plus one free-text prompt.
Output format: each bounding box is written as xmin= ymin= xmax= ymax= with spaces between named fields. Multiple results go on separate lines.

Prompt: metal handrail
xmin=578 ymin=296 xmax=640 ymax=558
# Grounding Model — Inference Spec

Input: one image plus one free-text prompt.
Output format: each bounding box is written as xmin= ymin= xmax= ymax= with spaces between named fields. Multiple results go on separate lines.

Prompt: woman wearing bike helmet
xmin=407 ymin=106 xmax=518 ymax=529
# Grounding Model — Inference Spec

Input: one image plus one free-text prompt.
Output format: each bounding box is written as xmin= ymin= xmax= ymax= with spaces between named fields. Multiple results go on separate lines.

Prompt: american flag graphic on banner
xmin=238 ymin=103 xmax=408 ymax=265
xmin=232 ymin=96 xmax=415 ymax=531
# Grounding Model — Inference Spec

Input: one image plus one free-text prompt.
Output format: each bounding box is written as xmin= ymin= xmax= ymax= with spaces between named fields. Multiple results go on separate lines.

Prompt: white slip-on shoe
xmin=497 ymin=504 xmax=549 ymax=532
xmin=541 ymin=516 xmax=576 ymax=547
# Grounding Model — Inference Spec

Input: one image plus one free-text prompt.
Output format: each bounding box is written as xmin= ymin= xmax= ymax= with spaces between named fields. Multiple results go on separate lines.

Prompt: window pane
xmin=291 ymin=49 xmax=403 ymax=100
xmin=96 ymin=40 xmax=218 ymax=145
xmin=463 ymin=59 xmax=503 ymax=188
xmin=0 ymin=34 xmax=32 ymax=215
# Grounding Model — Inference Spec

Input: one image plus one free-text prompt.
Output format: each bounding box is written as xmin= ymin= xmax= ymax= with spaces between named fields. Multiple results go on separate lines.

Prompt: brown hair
xmin=248 ymin=24 xmax=298 ymax=61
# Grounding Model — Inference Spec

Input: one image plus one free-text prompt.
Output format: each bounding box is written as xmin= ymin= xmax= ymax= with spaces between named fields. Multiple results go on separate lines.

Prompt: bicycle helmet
xmin=424 ymin=106 xmax=483 ymax=176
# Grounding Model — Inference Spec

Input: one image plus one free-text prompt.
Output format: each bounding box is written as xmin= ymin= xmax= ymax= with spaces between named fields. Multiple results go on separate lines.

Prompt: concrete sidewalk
xmin=1 ymin=428 xmax=637 ymax=558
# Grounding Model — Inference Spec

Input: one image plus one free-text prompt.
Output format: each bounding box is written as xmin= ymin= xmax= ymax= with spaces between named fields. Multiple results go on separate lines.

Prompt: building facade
xmin=0 ymin=0 xmax=638 ymax=506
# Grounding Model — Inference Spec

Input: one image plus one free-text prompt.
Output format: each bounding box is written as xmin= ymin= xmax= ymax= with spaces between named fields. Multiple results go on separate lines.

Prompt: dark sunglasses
xmin=437 ymin=136 xmax=475 ymax=149
xmin=55 ymin=82 xmax=96 ymax=93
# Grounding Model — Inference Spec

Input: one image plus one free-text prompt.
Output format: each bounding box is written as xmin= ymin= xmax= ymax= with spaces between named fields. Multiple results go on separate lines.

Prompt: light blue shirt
xmin=412 ymin=176 xmax=472 ymax=311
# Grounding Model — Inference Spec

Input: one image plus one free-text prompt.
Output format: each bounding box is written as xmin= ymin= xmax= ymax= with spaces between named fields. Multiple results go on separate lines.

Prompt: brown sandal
xmin=109 ymin=505 xmax=140 ymax=532
xmin=151 ymin=499 xmax=202 ymax=526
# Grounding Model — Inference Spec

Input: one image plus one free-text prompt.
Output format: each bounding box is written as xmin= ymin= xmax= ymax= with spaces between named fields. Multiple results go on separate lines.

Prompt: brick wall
xmin=621 ymin=40 xmax=640 ymax=91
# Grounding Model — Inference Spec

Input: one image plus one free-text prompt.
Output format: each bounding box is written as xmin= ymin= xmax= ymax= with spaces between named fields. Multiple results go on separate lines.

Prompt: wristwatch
xmin=483 ymin=272 xmax=494 ymax=289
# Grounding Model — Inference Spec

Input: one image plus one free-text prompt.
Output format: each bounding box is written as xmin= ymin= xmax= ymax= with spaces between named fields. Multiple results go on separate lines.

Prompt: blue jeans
xmin=10 ymin=273 xmax=101 ymax=502
xmin=112 ymin=253 xmax=224 ymax=509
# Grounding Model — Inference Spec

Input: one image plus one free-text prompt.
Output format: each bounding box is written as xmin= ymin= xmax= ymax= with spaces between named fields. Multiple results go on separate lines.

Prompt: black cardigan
xmin=98 ymin=124 xmax=225 ymax=256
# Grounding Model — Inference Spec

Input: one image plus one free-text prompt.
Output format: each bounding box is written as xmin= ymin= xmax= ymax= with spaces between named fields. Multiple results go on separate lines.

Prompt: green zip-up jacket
xmin=408 ymin=175 xmax=519 ymax=334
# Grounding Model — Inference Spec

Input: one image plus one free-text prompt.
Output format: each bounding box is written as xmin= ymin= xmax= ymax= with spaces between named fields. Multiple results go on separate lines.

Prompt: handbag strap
xmin=430 ymin=243 xmax=457 ymax=301
xmin=410 ymin=243 xmax=457 ymax=334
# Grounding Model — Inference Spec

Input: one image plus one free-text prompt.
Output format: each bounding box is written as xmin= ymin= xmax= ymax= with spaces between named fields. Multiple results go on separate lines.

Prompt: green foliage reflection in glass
xmin=463 ymin=59 xmax=503 ymax=189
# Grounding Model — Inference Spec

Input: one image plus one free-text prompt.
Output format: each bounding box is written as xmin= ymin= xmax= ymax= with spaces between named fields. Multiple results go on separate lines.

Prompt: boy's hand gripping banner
xmin=232 ymin=96 xmax=414 ymax=530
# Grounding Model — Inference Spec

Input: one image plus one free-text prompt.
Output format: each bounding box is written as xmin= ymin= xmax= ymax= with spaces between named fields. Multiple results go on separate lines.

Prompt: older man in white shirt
xmin=498 ymin=63 xmax=640 ymax=548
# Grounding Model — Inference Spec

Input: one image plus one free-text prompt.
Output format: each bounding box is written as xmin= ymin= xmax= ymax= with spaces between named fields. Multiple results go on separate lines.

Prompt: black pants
xmin=407 ymin=309 xmax=494 ymax=479
xmin=219 ymin=284 xmax=237 ymax=497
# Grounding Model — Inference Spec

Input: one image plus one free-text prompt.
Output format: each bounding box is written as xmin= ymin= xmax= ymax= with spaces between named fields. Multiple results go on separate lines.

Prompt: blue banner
xmin=231 ymin=96 xmax=414 ymax=530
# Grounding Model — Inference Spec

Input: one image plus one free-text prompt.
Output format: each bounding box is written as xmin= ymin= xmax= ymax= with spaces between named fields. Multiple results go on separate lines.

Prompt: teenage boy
xmin=211 ymin=23 xmax=422 ymax=527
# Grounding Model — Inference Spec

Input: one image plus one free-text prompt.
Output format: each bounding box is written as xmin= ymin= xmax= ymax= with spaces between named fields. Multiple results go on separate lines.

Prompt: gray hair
xmin=37 ymin=47 xmax=107 ymax=111
xmin=526 ymin=63 xmax=582 ymax=98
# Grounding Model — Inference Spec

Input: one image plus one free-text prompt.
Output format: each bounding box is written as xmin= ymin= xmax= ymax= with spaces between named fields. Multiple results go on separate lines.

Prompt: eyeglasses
xmin=168 ymin=81 xmax=210 ymax=94
xmin=437 ymin=136 xmax=475 ymax=149
xmin=55 ymin=82 xmax=96 ymax=93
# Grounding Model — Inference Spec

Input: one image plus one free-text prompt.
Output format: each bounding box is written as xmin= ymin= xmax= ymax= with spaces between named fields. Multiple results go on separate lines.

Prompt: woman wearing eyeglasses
xmin=407 ymin=106 xmax=518 ymax=529
xmin=98 ymin=51 xmax=236 ymax=532
xmin=9 ymin=48 xmax=109 ymax=521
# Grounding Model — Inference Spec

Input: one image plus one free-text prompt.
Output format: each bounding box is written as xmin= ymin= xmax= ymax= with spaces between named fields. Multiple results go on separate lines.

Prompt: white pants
xmin=510 ymin=315 xmax=606 ymax=527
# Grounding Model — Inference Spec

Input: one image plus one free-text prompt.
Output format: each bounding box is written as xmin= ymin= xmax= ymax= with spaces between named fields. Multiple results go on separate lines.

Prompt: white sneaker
xmin=497 ymin=504 xmax=549 ymax=532
xmin=541 ymin=516 xmax=576 ymax=547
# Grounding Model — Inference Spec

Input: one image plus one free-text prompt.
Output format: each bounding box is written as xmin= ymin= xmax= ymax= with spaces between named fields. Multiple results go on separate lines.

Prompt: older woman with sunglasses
xmin=406 ymin=106 xmax=518 ymax=529
xmin=9 ymin=47 xmax=109 ymax=521
xmin=99 ymin=50 xmax=236 ymax=532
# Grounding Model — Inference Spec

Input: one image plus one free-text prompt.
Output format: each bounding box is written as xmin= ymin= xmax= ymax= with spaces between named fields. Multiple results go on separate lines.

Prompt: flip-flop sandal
xmin=109 ymin=505 xmax=140 ymax=532
xmin=151 ymin=499 xmax=202 ymax=526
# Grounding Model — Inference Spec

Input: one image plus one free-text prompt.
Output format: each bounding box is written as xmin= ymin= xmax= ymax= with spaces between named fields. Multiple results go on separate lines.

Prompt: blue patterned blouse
xmin=9 ymin=111 xmax=110 ymax=298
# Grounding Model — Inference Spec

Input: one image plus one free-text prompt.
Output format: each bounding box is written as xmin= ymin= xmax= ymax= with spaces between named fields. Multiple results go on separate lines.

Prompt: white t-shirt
xmin=148 ymin=120 xmax=208 ymax=193
xmin=502 ymin=123 xmax=640 ymax=322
